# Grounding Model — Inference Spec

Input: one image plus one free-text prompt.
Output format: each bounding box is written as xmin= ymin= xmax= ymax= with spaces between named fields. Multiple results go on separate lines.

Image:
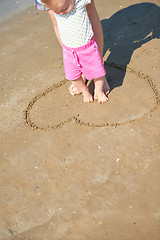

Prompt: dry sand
xmin=0 ymin=0 xmax=160 ymax=239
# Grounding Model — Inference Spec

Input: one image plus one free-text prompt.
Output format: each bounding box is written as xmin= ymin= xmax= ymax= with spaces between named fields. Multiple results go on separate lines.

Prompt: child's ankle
xmin=82 ymin=86 xmax=93 ymax=102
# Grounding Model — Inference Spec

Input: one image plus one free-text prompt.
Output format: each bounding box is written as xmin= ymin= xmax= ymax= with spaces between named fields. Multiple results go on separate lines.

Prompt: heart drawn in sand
xmin=25 ymin=64 xmax=159 ymax=130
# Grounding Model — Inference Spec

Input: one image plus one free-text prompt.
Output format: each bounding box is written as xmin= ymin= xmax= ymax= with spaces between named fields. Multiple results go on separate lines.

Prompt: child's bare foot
xmin=69 ymin=75 xmax=87 ymax=95
xmin=94 ymin=76 xmax=109 ymax=104
xmin=69 ymin=84 xmax=81 ymax=95
xmin=83 ymin=86 xmax=93 ymax=103
xmin=94 ymin=91 xmax=108 ymax=104
xmin=71 ymin=77 xmax=93 ymax=103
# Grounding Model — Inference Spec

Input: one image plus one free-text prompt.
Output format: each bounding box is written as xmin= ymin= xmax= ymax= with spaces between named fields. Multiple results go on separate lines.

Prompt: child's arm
xmin=48 ymin=10 xmax=63 ymax=47
xmin=34 ymin=0 xmax=62 ymax=47
xmin=86 ymin=0 xmax=104 ymax=57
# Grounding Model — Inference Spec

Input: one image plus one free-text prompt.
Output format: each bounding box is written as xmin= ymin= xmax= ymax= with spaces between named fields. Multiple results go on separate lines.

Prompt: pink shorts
xmin=62 ymin=37 xmax=106 ymax=81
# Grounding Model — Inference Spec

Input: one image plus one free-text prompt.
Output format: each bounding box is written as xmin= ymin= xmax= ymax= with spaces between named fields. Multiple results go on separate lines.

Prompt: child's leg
xmin=94 ymin=76 xmax=108 ymax=104
xmin=86 ymin=0 xmax=104 ymax=57
xmin=71 ymin=76 xmax=93 ymax=103
xmin=69 ymin=74 xmax=86 ymax=96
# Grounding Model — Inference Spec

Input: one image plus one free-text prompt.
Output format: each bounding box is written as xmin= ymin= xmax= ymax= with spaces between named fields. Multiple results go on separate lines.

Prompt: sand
xmin=0 ymin=0 xmax=160 ymax=239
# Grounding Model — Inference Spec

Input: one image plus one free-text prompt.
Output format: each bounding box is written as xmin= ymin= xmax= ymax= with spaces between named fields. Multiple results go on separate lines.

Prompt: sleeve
xmin=35 ymin=0 xmax=49 ymax=10
xmin=76 ymin=0 xmax=91 ymax=8
xmin=84 ymin=0 xmax=92 ymax=5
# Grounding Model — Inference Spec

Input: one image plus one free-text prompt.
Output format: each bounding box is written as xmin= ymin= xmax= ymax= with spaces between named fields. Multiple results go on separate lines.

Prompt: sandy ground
xmin=0 ymin=0 xmax=160 ymax=239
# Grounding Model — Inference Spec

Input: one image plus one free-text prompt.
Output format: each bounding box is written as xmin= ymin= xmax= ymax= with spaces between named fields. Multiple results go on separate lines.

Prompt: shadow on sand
xmin=102 ymin=2 xmax=160 ymax=91
xmin=89 ymin=2 xmax=160 ymax=95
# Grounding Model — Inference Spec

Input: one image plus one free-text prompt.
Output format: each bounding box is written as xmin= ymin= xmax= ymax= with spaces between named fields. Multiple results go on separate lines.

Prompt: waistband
xmin=63 ymin=37 xmax=95 ymax=52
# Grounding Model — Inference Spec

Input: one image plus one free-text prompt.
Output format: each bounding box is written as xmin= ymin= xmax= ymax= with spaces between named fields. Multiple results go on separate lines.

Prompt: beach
xmin=0 ymin=0 xmax=160 ymax=239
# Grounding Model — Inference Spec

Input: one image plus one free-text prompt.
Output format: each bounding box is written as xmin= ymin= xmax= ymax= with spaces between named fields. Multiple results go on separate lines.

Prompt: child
xmin=35 ymin=0 xmax=110 ymax=103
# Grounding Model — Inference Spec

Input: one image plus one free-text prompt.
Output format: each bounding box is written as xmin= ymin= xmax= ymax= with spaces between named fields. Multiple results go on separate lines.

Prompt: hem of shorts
xmin=85 ymin=72 xmax=106 ymax=80
xmin=65 ymin=74 xmax=82 ymax=81
xmin=66 ymin=71 xmax=106 ymax=81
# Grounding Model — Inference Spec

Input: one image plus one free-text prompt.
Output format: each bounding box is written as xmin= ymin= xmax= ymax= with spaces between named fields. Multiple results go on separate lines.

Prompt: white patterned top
xmin=36 ymin=0 xmax=93 ymax=48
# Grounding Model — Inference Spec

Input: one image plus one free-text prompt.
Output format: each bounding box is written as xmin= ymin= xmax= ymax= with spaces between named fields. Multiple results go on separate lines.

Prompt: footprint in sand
xmin=25 ymin=65 xmax=159 ymax=130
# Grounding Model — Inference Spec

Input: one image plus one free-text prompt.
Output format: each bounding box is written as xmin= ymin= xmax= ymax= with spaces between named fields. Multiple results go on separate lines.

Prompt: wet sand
xmin=0 ymin=0 xmax=160 ymax=239
xmin=0 ymin=0 xmax=33 ymax=22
